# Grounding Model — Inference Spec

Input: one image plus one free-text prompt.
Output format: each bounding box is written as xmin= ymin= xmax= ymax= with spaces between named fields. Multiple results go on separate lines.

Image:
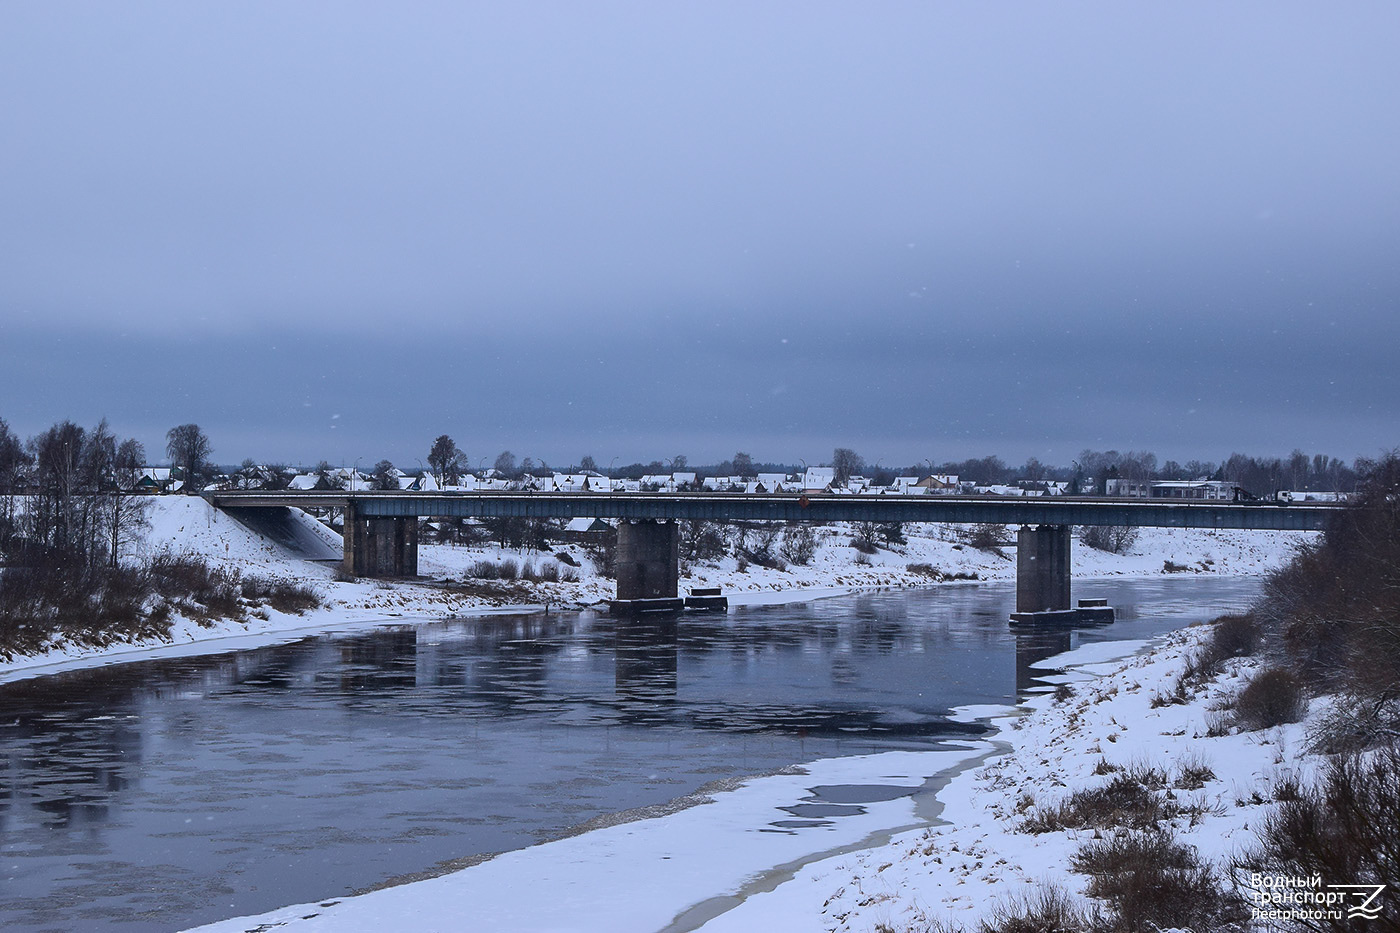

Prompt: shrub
xmin=536 ymin=562 xmax=560 ymax=583
xmin=241 ymin=577 xmax=320 ymax=614
xmin=555 ymin=551 xmax=580 ymax=567
xmin=1023 ymin=774 xmax=1177 ymax=834
xmin=780 ymin=523 xmax=818 ymax=566
xmin=1204 ymin=710 xmax=1233 ymax=737
xmin=466 ymin=560 xmax=501 ymax=580
xmin=585 ymin=540 xmax=615 ymax=578
xmin=558 ymin=565 xmax=579 ymax=583
xmin=1174 ymin=755 xmax=1216 ymax=790
xmin=976 ymin=884 xmax=1095 ymax=933
xmin=1233 ymin=667 xmax=1307 ymax=731
xmin=853 ymin=551 xmax=872 ymax=566
xmin=878 ymin=521 xmax=906 ymax=545
xmin=498 ymin=558 xmax=519 ymax=581
xmin=1241 ymin=745 xmax=1400 ymax=932
xmin=1210 ymin=613 xmax=1260 ymax=660
xmin=1249 ymin=455 xmax=1400 ymax=743
xmin=1119 ymin=763 xmax=1169 ymax=789
xmin=1080 ymin=525 xmax=1140 ymax=555
xmin=965 ymin=523 xmax=1008 ymax=553
xmin=1072 ymin=829 xmax=1243 ymax=932
xmin=678 ymin=520 xmax=726 ymax=562
xmin=850 ymin=521 xmax=882 ymax=552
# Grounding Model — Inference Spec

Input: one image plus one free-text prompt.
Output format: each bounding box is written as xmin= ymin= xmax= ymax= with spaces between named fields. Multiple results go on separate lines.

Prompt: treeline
xmin=0 ymin=416 xmax=317 ymax=660
xmin=1251 ymin=452 xmax=1400 ymax=745
xmin=0 ymin=416 xmax=150 ymax=571
xmin=398 ymin=438 xmax=1375 ymax=497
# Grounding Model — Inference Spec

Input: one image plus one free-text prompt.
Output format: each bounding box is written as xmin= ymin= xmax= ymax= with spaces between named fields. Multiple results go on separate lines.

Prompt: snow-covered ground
xmin=181 ymin=618 xmax=1329 ymax=932
xmin=0 ymin=496 xmax=1308 ymax=684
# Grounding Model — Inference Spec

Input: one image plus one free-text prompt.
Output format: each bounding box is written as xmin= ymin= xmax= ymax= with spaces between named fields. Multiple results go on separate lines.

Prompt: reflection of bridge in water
xmin=209 ymin=490 xmax=1334 ymax=615
xmin=0 ymin=590 xmax=1187 ymax=846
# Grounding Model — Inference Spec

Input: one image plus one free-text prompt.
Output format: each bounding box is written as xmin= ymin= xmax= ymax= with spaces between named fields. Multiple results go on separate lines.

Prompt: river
xmin=0 ymin=576 xmax=1258 ymax=932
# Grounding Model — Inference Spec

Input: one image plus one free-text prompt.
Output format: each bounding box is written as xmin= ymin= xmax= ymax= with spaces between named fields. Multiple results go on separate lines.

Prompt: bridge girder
xmin=207 ymin=492 xmax=1335 ymax=531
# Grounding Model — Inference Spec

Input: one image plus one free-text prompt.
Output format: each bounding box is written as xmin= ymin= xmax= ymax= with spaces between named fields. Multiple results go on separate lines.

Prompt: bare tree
xmin=493 ymin=450 xmax=517 ymax=477
xmin=0 ymin=417 xmax=31 ymax=551
xmin=732 ymin=452 xmax=755 ymax=478
xmin=165 ymin=423 xmax=212 ymax=491
xmin=780 ymin=523 xmax=817 ymax=565
xmin=264 ymin=463 xmax=292 ymax=490
xmin=1080 ymin=525 xmax=1139 ymax=554
xmin=108 ymin=438 xmax=150 ymax=568
xmin=428 ymin=435 xmax=464 ymax=486
xmin=832 ymin=448 xmax=865 ymax=485
xmin=371 ymin=460 xmax=400 ymax=490
xmin=28 ymin=420 xmax=86 ymax=558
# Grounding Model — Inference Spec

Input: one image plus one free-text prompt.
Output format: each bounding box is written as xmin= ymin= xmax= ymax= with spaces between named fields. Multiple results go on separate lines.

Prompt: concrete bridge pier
xmin=343 ymin=503 xmax=419 ymax=577
xmin=613 ymin=520 xmax=680 ymax=610
xmin=1016 ymin=524 xmax=1071 ymax=613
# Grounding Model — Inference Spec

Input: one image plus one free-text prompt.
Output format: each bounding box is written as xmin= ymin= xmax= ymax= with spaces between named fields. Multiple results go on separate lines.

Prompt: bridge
xmin=207 ymin=491 xmax=1337 ymax=614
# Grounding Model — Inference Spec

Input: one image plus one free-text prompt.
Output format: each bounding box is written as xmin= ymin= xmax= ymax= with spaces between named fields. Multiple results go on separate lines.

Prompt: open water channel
xmin=0 ymin=577 xmax=1259 ymax=932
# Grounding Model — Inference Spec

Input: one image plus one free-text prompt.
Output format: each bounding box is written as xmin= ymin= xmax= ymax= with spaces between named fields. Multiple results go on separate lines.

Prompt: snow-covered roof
xmin=289 ymin=474 xmax=320 ymax=490
xmin=802 ymin=467 xmax=835 ymax=489
xmin=564 ymin=517 xmax=612 ymax=532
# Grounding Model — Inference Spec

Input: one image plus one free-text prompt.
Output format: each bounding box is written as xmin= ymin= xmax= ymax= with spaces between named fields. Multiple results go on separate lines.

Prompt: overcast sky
xmin=2 ymin=2 xmax=1396 ymax=470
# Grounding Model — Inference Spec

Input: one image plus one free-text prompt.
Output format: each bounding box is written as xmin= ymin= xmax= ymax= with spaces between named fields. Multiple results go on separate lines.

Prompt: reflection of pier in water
xmin=614 ymin=618 xmax=679 ymax=719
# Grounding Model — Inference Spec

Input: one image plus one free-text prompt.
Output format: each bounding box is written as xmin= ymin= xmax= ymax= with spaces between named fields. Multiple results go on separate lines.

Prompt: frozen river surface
xmin=0 ymin=577 xmax=1259 ymax=932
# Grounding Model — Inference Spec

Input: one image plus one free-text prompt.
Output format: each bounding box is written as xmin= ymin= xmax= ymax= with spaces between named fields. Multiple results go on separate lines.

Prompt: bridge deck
xmin=207 ymin=492 xmax=1335 ymax=531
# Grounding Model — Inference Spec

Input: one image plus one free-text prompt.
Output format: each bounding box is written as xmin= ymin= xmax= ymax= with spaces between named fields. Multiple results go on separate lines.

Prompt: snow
xmin=178 ymin=618 xmax=1333 ymax=933
xmin=0 ymin=497 xmax=1330 ymax=932
xmin=185 ymin=748 xmax=993 ymax=933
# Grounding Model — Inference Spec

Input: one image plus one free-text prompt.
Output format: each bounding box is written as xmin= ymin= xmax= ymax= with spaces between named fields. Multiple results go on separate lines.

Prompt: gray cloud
xmin=2 ymin=2 xmax=1396 ymax=467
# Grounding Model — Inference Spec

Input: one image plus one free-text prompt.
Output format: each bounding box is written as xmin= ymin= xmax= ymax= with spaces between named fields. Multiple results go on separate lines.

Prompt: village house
xmin=801 ymin=467 xmax=835 ymax=492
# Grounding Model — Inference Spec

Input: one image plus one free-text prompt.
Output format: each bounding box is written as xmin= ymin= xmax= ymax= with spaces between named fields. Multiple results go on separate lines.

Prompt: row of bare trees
xmin=0 ymin=417 xmax=153 ymax=571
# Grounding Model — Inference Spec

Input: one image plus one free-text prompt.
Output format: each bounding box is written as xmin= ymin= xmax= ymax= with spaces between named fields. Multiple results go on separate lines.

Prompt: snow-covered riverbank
xmin=0 ymin=496 xmax=1308 ymax=684
xmin=181 ymin=613 xmax=1325 ymax=932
